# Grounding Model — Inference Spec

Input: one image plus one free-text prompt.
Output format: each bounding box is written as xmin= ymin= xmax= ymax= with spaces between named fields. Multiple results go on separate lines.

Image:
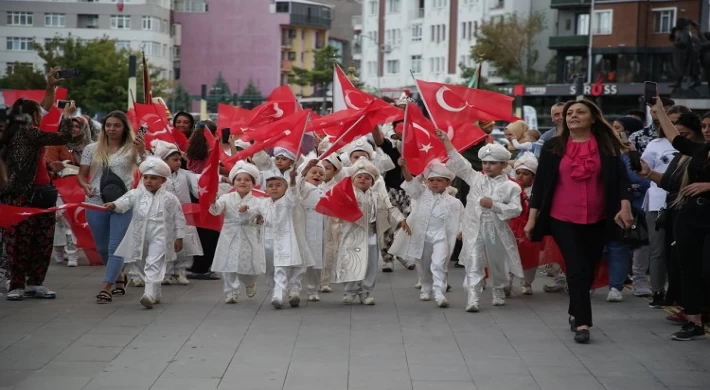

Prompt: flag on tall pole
xmin=467 ymin=64 xmax=481 ymax=89
xmin=142 ymin=51 xmax=152 ymax=103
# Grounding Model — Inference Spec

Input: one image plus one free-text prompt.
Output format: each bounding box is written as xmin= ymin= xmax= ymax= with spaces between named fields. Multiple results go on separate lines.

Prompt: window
xmin=142 ymin=16 xmax=161 ymax=31
xmin=653 ymin=8 xmax=676 ymax=34
xmin=490 ymin=0 xmax=504 ymax=9
xmin=275 ymin=2 xmax=290 ymax=13
xmin=7 ymin=12 xmax=33 ymax=26
xmin=592 ymin=10 xmax=612 ymax=35
xmin=6 ymin=37 xmax=34 ymax=51
xmin=111 ymin=15 xmax=132 ymax=29
xmin=115 ymin=40 xmax=131 ymax=51
xmin=368 ymin=61 xmax=377 ymax=76
xmin=44 ymin=13 xmax=65 ymax=27
xmin=288 ymin=52 xmax=296 ymax=61
xmin=412 ymin=23 xmax=422 ymax=42
xmin=387 ymin=0 xmax=401 ymax=14
xmin=142 ymin=41 xmax=161 ymax=56
xmin=386 ymin=59 xmax=400 ymax=74
xmin=411 ymin=55 xmax=422 ymax=74
xmin=162 ymin=44 xmax=168 ymax=57
xmin=174 ymin=0 xmax=208 ymax=12
xmin=430 ymin=25 xmax=435 ymax=42
xmin=368 ymin=1 xmax=377 ymax=15
xmin=6 ymin=62 xmax=33 ymax=75
xmin=576 ymin=13 xmax=589 ymax=35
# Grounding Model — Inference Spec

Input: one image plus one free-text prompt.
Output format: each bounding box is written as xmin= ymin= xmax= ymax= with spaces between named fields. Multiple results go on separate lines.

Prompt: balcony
xmin=289 ymin=14 xmax=331 ymax=29
xmin=550 ymin=0 xmax=591 ymax=9
xmin=281 ymin=38 xmax=294 ymax=48
xmin=549 ymin=35 xmax=589 ymax=49
xmin=352 ymin=15 xmax=362 ymax=30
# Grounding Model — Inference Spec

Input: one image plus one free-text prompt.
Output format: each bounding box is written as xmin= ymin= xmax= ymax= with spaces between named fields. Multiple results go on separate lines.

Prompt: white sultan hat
xmin=151 ymin=139 xmax=180 ymax=160
xmin=348 ymin=137 xmax=374 ymax=159
xmin=478 ymin=143 xmax=511 ymax=162
xmin=323 ymin=153 xmax=342 ymax=172
xmin=297 ymin=152 xmax=325 ymax=175
xmin=234 ymin=139 xmax=251 ymax=150
xmin=273 ymin=146 xmax=296 ymax=161
xmin=228 ymin=160 xmax=260 ymax=183
xmin=263 ymin=169 xmax=288 ymax=183
xmin=139 ymin=156 xmax=171 ymax=178
xmin=424 ymin=159 xmax=455 ymax=181
xmin=513 ymin=152 xmax=538 ymax=174
xmin=350 ymin=156 xmax=379 ymax=180
xmin=396 ymin=90 xmax=415 ymax=106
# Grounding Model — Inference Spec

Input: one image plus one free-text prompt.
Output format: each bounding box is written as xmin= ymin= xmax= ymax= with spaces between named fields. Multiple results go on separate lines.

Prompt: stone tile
xmin=408 ymin=364 xmax=472 ymax=382
xmin=595 ymin=374 xmax=669 ymax=390
xmin=14 ymin=375 xmax=92 ymax=390
xmin=412 ymin=381 xmax=477 ymax=390
xmin=0 ymin=369 xmax=34 ymax=387
xmin=470 ymin=373 xmax=541 ymax=390
xmin=54 ymin=345 xmax=123 ymax=362
xmin=654 ymin=371 xmax=710 ymax=388
xmin=73 ymin=333 xmax=137 ymax=347
xmin=35 ymin=361 xmax=108 ymax=377
xmin=151 ymin=376 xmax=221 ymax=390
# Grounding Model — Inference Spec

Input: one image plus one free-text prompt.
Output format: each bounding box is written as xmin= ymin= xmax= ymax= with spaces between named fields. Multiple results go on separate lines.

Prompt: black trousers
xmin=663 ymin=207 xmax=683 ymax=306
xmin=674 ymin=200 xmax=710 ymax=316
xmin=550 ymin=218 xmax=606 ymax=327
xmin=450 ymin=178 xmax=470 ymax=262
xmin=190 ymin=227 xmax=220 ymax=274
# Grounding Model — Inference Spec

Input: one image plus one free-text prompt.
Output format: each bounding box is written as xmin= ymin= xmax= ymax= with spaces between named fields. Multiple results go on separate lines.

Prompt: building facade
xmin=0 ymin=0 xmax=174 ymax=78
xmin=317 ymin=0 xmax=361 ymax=67
xmin=357 ymin=0 xmax=555 ymax=96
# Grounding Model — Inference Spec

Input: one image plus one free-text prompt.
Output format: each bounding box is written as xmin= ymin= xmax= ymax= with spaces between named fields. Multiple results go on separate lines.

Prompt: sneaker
xmin=131 ymin=279 xmax=145 ymax=287
xmin=161 ymin=276 xmax=175 ymax=286
xmin=671 ymin=323 xmax=706 ymax=341
xmin=342 ymin=293 xmax=355 ymax=304
xmin=414 ymin=280 xmax=422 ymax=289
xmin=67 ymin=259 xmax=78 ymax=267
xmin=271 ymin=296 xmax=284 ymax=309
xmin=606 ymin=287 xmax=623 ymax=302
xmin=419 ymin=292 xmax=431 ymax=301
xmin=224 ymin=292 xmax=238 ymax=304
xmin=492 ymin=289 xmax=505 ymax=306
xmin=307 ymin=293 xmax=320 ymax=302
xmin=53 ymin=251 xmax=64 ymax=264
xmin=382 ymin=262 xmax=393 ymax=272
xmin=543 ymin=281 xmax=566 ymax=293
xmin=521 ymin=284 xmax=533 ymax=295
xmin=6 ymin=288 xmax=24 ymax=301
xmin=361 ymin=296 xmax=376 ymax=305
xmin=666 ymin=311 xmax=688 ymax=324
xmin=492 ymin=296 xmax=505 ymax=306
xmin=139 ymin=294 xmax=154 ymax=309
xmin=436 ymin=297 xmax=449 ymax=308
xmin=24 ymin=285 xmax=56 ymax=299
xmin=466 ymin=292 xmax=480 ymax=312
xmin=319 ymin=285 xmax=333 ymax=293
xmin=288 ymin=292 xmax=300 ymax=307
xmin=632 ymin=285 xmax=652 ymax=297
xmin=465 ymin=302 xmax=479 ymax=312
xmin=649 ymin=291 xmax=665 ymax=308
xmin=175 ymin=275 xmax=190 ymax=285
xmin=246 ymin=285 xmax=257 ymax=298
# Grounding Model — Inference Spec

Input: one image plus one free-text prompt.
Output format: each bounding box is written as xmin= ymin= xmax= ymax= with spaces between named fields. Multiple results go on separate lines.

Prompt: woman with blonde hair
xmin=503 ymin=120 xmax=529 ymax=158
xmin=78 ymin=111 xmax=146 ymax=303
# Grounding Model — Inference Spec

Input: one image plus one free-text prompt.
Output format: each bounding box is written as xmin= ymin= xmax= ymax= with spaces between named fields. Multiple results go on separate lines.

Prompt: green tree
xmin=0 ymin=63 xmax=46 ymax=89
xmin=241 ymin=79 xmax=263 ymax=99
xmin=288 ymin=45 xmax=340 ymax=96
xmin=471 ymin=12 xmax=546 ymax=84
xmin=168 ymin=82 xmax=192 ymax=113
xmin=207 ymin=72 xmax=233 ymax=112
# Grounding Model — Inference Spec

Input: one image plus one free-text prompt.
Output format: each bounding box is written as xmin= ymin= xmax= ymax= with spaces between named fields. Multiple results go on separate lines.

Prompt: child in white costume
xmin=209 ymin=161 xmax=265 ymax=304
xmin=318 ymin=151 xmax=343 ymax=293
xmin=105 ymin=157 xmax=186 ymax=309
xmin=389 ymin=159 xmax=463 ymax=308
xmin=437 ymin=130 xmax=524 ymax=312
xmin=253 ymin=146 xmax=296 ymax=188
xmin=258 ymin=170 xmax=313 ymax=309
xmin=294 ymin=157 xmax=328 ymax=302
xmin=337 ymin=158 xmax=408 ymax=305
xmin=152 ymin=140 xmax=204 ymax=285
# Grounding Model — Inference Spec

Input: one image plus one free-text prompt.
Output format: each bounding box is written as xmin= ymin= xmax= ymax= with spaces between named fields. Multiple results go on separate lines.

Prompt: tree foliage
xmin=241 ymin=79 xmax=263 ymax=99
xmin=470 ymin=12 xmax=546 ymax=84
xmin=0 ymin=63 xmax=46 ymax=90
xmin=288 ymin=45 xmax=340 ymax=96
xmin=207 ymin=71 xmax=233 ymax=112
xmin=168 ymin=82 xmax=192 ymax=113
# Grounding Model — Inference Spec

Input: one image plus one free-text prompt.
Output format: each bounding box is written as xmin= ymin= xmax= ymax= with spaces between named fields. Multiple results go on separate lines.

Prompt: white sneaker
xmin=492 ymin=296 xmax=506 ymax=306
xmin=288 ymin=292 xmax=300 ymax=307
xmin=342 ymin=293 xmax=355 ymax=304
xmin=414 ymin=280 xmax=422 ymax=289
xmin=6 ymin=288 xmax=24 ymax=301
xmin=436 ymin=297 xmax=449 ymax=308
xmin=53 ymin=251 xmax=64 ymax=264
xmin=224 ymin=292 xmax=238 ymax=304
xmin=361 ymin=296 xmax=376 ymax=305
xmin=492 ymin=289 xmax=506 ymax=306
xmin=382 ymin=262 xmax=393 ymax=272
xmin=319 ymin=285 xmax=332 ymax=293
xmin=67 ymin=258 xmax=78 ymax=267
xmin=606 ymin=287 xmax=623 ymax=302
xmin=176 ymin=275 xmax=190 ymax=285
xmin=246 ymin=285 xmax=257 ymax=298
xmin=139 ymin=294 xmax=154 ymax=309
xmin=271 ymin=296 xmax=284 ymax=309
xmin=307 ymin=293 xmax=320 ymax=302
xmin=465 ymin=302 xmax=479 ymax=312
xmin=521 ymin=284 xmax=533 ymax=295
xmin=161 ymin=276 xmax=175 ymax=286
xmin=419 ymin=292 xmax=432 ymax=301
xmin=132 ymin=279 xmax=145 ymax=287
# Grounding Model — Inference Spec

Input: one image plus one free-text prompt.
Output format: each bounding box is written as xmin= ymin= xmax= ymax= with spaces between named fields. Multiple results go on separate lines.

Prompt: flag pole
xmin=294 ymin=111 xmax=311 ymax=159
xmin=317 ymin=115 xmax=366 ymax=161
xmin=401 ymin=102 xmax=409 ymax=158
xmin=409 ymin=70 xmax=441 ymax=130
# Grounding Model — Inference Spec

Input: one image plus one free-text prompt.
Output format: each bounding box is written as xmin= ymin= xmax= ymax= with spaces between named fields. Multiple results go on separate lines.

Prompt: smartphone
xmin=644 ymin=81 xmax=657 ymax=106
xmin=619 ymin=132 xmax=628 ymax=143
xmin=137 ymin=125 xmax=148 ymax=138
xmin=57 ymin=68 xmax=79 ymax=79
xmin=56 ymin=100 xmax=68 ymax=109
xmin=221 ymin=128 xmax=231 ymax=144
xmin=628 ymin=150 xmax=643 ymax=172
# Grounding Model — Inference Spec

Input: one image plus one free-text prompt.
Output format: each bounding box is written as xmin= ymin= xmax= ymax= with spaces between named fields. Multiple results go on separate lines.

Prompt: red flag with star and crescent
xmin=132 ymin=102 xmax=178 ymax=147
xmin=400 ymin=103 xmax=447 ymax=176
xmin=246 ymin=86 xmax=301 ymax=128
xmin=315 ymin=177 xmax=363 ymax=223
xmin=217 ymin=104 xmax=251 ymax=136
xmin=197 ymin=138 xmax=221 ymax=224
xmin=333 ymin=64 xmax=374 ymax=112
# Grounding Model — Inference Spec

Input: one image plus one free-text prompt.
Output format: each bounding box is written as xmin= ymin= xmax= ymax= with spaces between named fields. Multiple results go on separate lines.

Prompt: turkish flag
xmin=53 ymin=176 xmax=85 ymax=204
xmin=307 ymin=108 xmax=358 ymax=138
xmin=241 ymin=110 xmax=309 ymax=143
xmin=197 ymin=138 xmax=221 ymax=224
xmin=0 ymin=205 xmax=45 ymax=228
xmin=315 ymin=177 xmax=363 ymax=223
xmin=182 ymin=203 xmax=223 ymax=232
xmin=267 ymin=86 xmax=302 ymax=111
xmin=247 ymin=86 xmax=300 ymax=128
xmin=217 ymin=104 xmax=251 ymax=134
xmin=61 ymin=203 xmax=104 ymax=265
xmin=333 ymin=64 xmax=374 ymax=112
xmin=401 ymin=103 xmax=447 ymax=175
xmin=416 ymin=79 xmax=518 ymax=126
xmin=133 ymin=102 xmax=177 ymax=146
xmin=509 ymin=185 xmax=542 ymax=270
xmin=38 ymin=106 xmax=64 ymax=133
xmin=1 ymin=88 xmax=68 ymax=106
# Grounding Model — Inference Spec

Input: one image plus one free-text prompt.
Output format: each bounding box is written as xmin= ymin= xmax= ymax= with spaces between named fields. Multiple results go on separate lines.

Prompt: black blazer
xmin=529 ymin=136 xmax=633 ymax=242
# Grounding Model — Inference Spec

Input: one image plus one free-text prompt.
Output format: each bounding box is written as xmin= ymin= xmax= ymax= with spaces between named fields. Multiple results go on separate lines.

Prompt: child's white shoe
xmin=140 ymin=294 xmax=154 ymax=309
xmin=492 ymin=289 xmax=506 ymax=306
xmin=342 ymin=293 xmax=356 ymax=305
xmin=246 ymin=285 xmax=257 ymax=298
xmin=307 ymin=293 xmax=320 ymax=302
xmin=319 ymin=285 xmax=332 ymax=293
xmin=436 ymin=297 xmax=449 ymax=308
xmin=271 ymin=296 xmax=284 ymax=309
xmin=414 ymin=280 xmax=422 ymax=289
xmin=176 ymin=274 xmax=190 ymax=285
xmin=288 ymin=292 xmax=301 ymax=307
xmin=225 ymin=292 xmax=238 ymax=304
xmin=132 ymin=279 xmax=145 ymax=287
xmin=359 ymin=293 xmax=375 ymax=305
xmin=419 ymin=292 xmax=431 ymax=301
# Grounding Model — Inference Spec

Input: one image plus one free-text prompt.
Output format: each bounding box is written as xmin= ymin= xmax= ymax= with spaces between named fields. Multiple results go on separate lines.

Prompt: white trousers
xmin=165 ymin=256 xmax=192 ymax=276
xmin=53 ymin=242 xmax=78 ymax=262
xmin=264 ymin=239 xmax=275 ymax=288
xmin=134 ymin=223 xmax=167 ymax=300
xmin=464 ymin=233 xmax=510 ymax=293
xmin=304 ymin=267 xmax=321 ymax=294
xmin=344 ymin=232 xmax=379 ymax=295
xmin=416 ymin=233 xmax=449 ymax=299
xmin=273 ymin=266 xmax=306 ymax=300
xmin=222 ymin=272 xmax=258 ymax=295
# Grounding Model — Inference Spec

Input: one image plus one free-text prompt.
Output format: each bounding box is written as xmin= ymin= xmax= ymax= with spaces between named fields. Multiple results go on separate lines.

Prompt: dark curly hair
xmin=186 ymin=120 xmax=217 ymax=161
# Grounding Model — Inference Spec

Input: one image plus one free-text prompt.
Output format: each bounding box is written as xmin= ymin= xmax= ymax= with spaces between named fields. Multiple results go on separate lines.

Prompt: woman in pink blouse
xmin=524 ymin=99 xmax=634 ymax=344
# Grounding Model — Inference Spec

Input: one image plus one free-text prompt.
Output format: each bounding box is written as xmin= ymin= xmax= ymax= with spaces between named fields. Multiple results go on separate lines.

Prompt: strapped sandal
xmin=96 ymin=290 xmax=112 ymax=304
xmin=111 ymin=274 xmax=127 ymax=296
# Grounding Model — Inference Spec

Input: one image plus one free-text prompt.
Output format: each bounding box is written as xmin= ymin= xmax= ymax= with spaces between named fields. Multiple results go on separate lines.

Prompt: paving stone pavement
xmin=0 ymin=261 xmax=708 ymax=390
